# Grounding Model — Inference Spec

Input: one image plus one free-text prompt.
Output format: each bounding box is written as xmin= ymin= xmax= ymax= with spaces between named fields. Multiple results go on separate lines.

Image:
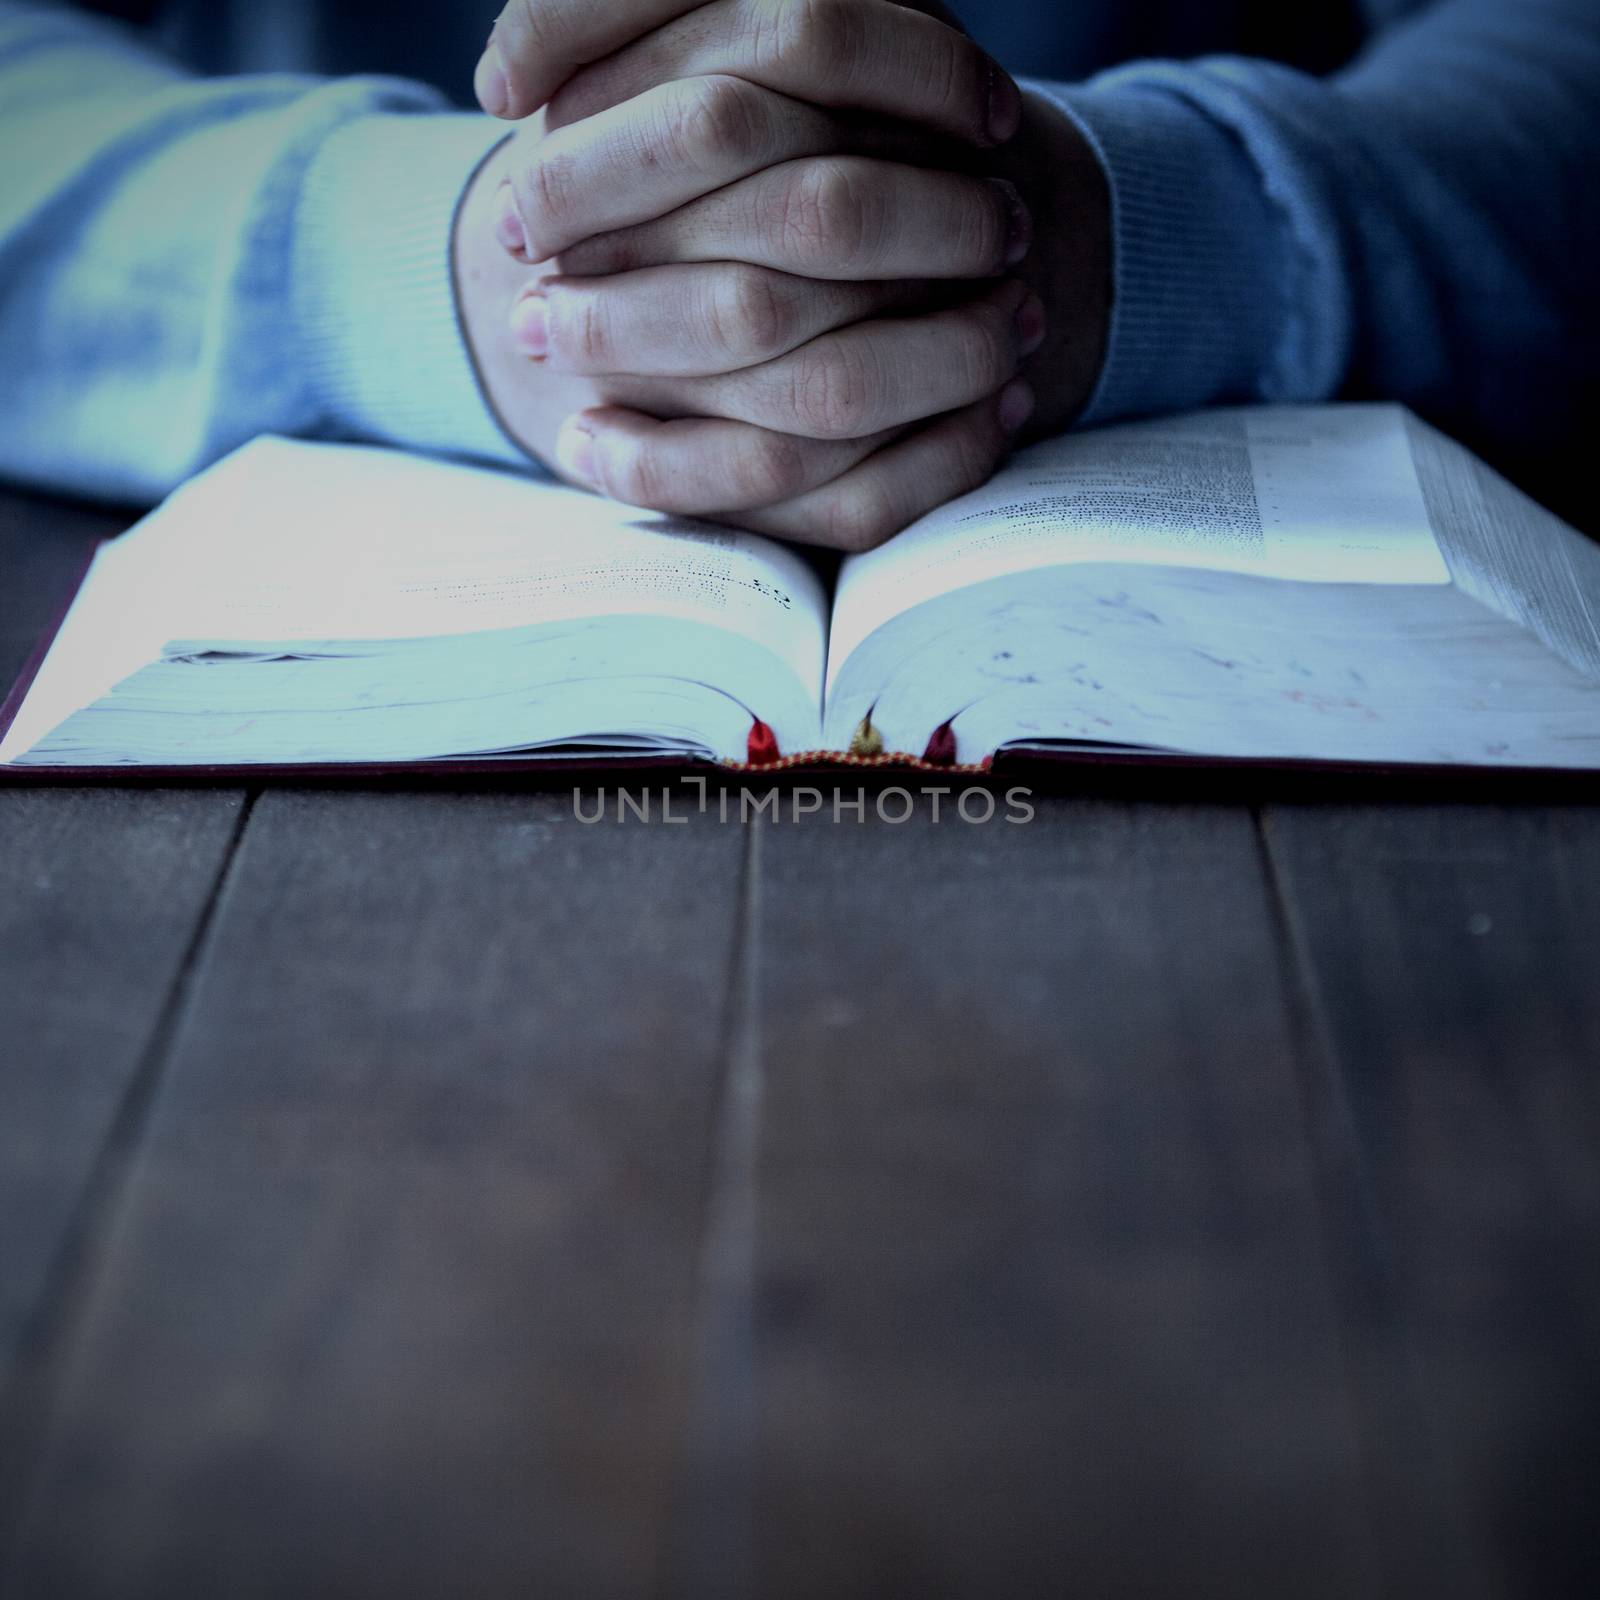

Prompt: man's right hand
xmin=475 ymin=0 xmax=1020 ymax=149
xmin=455 ymin=0 xmax=1050 ymax=549
xmin=454 ymin=135 xmax=1041 ymax=550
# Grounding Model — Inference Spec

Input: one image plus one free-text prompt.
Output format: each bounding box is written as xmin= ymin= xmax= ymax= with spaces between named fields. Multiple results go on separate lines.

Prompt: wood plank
xmin=680 ymin=795 xmax=1376 ymax=1600
xmin=0 ymin=494 xmax=248 ymax=1543
xmin=0 ymin=790 xmax=247 ymax=1402
xmin=1264 ymin=802 xmax=1600 ymax=1600
xmin=3 ymin=787 xmax=745 ymax=1600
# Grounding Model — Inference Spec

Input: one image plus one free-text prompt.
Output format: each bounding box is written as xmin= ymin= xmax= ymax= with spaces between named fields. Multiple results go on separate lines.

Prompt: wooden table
xmin=2 ymin=486 xmax=1597 ymax=1600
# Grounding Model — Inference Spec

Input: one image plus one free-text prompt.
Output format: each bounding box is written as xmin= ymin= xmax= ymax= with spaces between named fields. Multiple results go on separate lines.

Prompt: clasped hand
xmin=456 ymin=0 xmax=1109 ymax=548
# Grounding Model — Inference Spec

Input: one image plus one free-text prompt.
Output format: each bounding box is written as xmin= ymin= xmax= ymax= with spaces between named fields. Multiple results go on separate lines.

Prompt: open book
xmin=4 ymin=404 xmax=1599 ymax=774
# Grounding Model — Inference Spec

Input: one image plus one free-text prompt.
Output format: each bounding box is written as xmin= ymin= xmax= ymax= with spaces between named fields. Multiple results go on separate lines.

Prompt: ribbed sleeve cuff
xmin=1025 ymin=76 xmax=1292 ymax=427
xmin=291 ymin=111 xmax=532 ymax=469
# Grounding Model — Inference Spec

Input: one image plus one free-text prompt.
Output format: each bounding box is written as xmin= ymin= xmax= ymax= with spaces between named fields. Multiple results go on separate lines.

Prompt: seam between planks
xmin=0 ymin=788 xmax=261 ymax=1581
xmin=655 ymin=814 xmax=763 ymax=1600
xmin=1250 ymin=803 xmax=1486 ymax=1600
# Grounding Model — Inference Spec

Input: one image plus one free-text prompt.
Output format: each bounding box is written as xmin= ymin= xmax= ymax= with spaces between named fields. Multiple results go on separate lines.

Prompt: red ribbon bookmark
xmin=746 ymin=718 xmax=780 ymax=767
xmin=922 ymin=720 xmax=958 ymax=767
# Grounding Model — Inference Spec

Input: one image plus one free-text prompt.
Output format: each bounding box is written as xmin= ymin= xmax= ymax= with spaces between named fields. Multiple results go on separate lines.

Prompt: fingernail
xmin=554 ymin=416 xmax=598 ymax=487
xmin=1014 ymin=291 xmax=1047 ymax=357
xmin=509 ymin=287 xmax=548 ymax=360
xmin=475 ymin=41 xmax=510 ymax=118
xmin=993 ymin=179 xmax=1032 ymax=267
xmin=999 ymin=378 xmax=1035 ymax=435
xmin=986 ymin=62 xmax=1023 ymax=145
xmin=494 ymin=180 xmax=532 ymax=263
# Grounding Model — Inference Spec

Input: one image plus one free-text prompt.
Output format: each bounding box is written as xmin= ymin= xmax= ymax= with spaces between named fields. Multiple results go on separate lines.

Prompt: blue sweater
xmin=0 ymin=0 xmax=1594 ymax=515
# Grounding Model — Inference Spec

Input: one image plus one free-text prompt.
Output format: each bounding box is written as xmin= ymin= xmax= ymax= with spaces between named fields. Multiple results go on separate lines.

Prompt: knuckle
xmin=709 ymin=267 xmax=793 ymax=364
xmin=787 ymin=346 xmax=872 ymax=438
xmin=665 ymin=75 xmax=765 ymax=169
xmin=608 ymin=441 xmax=668 ymax=508
xmin=508 ymin=0 xmax=569 ymax=57
xmin=926 ymin=35 xmax=971 ymax=122
xmin=508 ymin=0 xmax=539 ymax=40
xmin=575 ymin=298 xmax=611 ymax=369
xmin=968 ymin=183 xmax=1013 ymax=271
xmin=947 ymin=37 xmax=999 ymax=138
xmin=552 ymin=291 xmax=611 ymax=371
xmin=957 ymin=301 xmax=1021 ymax=389
xmin=758 ymin=0 xmax=857 ymax=79
xmin=495 ymin=0 xmax=562 ymax=100
xmin=779 ymin=160 xmax=873 ymax=264
xmin=521 ymin=148 xmax=574 ymax=256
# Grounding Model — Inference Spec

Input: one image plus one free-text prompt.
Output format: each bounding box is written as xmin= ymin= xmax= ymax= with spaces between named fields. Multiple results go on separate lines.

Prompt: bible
xmin=3 ymin=403 xmax=1598 ymax=775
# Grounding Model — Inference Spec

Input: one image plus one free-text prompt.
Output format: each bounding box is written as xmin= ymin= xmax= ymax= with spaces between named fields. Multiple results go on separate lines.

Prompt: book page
xmin=827 ymin=404 xmax=1448 ymax=693
xmin=1 ymin=437 xmax=829 ymax=763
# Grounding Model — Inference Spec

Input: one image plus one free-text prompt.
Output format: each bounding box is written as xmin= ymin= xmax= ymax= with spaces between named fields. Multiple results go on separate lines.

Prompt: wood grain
xmin=1265 ymin=802 xmax=1600 ymax=1600
xmin=0 ymin=493 xmax=248 ymax=1549
xmin=675 ymin=797 xmax=1376 ymax=1600
xmin=3 ymin=787 xmax=745 ymax=1600
xmin=0 ymin=790 xmax=246 ymax=1461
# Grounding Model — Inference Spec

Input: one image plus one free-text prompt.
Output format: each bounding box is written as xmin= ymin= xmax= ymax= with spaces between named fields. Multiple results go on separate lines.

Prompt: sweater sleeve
xmin=1028 ymin=0 xmax=1599 ymax=469
xmin=0 ymin=0 xmax=529 ymax=504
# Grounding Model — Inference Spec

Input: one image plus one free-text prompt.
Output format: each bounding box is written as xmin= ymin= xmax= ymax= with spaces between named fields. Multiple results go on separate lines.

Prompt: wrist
xmin=292 ymin=112 xmax=529 ymax=468
xmin=1003 ymin=88 xmax=1113 ymax=439
xmin=1024 ymin=75 xmax=1296 ymax=426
